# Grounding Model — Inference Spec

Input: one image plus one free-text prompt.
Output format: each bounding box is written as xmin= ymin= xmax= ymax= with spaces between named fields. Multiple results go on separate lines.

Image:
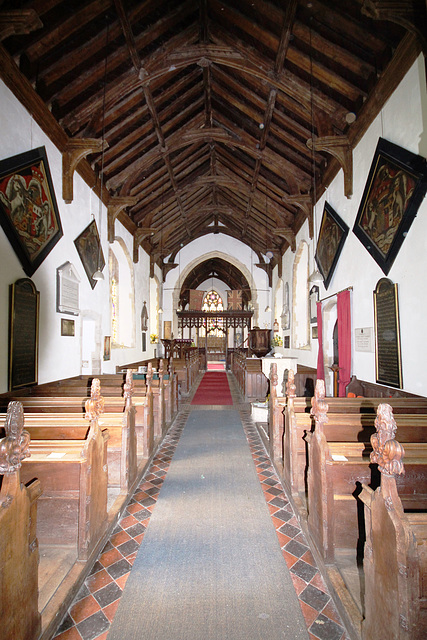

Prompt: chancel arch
xmin=171 ymin=250 xmax=259 ymax=337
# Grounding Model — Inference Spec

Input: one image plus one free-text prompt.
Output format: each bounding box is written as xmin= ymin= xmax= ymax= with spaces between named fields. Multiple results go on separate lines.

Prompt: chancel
xmin=0 ymin=2 xmax=427 ymax=640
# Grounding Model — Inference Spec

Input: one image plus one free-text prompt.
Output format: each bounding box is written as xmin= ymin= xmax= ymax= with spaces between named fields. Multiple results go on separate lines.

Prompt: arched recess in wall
xmin=292 ymin=241 xmax=309 ymax=349
xmin=274 ymin=278 xmax=284 ymax=334
xmin=171 ymin=250 xmax=259 ymax=336
xmin=321 ymin=299 xmax=338 ymax=396
xmin=150 ymin=275 xmax=161 ymax=340
xmin=109 ymin=238 xmax=135 ymax=348
xmin=80 ymin=311 xmax=102 ymax=375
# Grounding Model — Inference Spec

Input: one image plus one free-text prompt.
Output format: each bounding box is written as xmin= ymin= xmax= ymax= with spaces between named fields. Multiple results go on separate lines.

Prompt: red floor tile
xmin=70 ymin=594 xmax=101 ymax=624
xmin=99 ymin=547 xmax=124 ymax=568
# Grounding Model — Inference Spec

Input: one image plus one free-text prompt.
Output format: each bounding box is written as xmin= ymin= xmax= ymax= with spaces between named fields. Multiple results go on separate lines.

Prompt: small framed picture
xmin=104 ymin=336 xmax=111 ymax=361
xmin=61 ymin=318 xmax=75 ymax=337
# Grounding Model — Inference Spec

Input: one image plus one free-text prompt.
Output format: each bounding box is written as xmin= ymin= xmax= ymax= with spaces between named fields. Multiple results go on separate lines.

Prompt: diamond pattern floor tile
xmin=53 ymin=382 xmax=350 ymax=640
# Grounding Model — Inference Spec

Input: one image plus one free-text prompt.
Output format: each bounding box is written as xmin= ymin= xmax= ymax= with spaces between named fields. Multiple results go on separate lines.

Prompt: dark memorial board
xmin=373 ymin=278 xmax=402 ymax=388
xmin=9 ymin=278 xmax=39 ymax=390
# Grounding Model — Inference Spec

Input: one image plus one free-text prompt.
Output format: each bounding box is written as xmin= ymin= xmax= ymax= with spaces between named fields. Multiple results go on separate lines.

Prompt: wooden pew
xmin=270 ymin=368 xmax=427 ymax=498
xmin=0 ymin=378 xmax=138 ymax=494
xmin=306 ymin=383 xmax=427 ymax=564
xmin=0 ymin=368 xmax=157 ymax=460
xmin=0 ymin=401 xmax=42 ymax=640
xmin=20 ymin=380 xmax=109 ymax=562
xmin=360 ymin=419 xmax=427 ymax=640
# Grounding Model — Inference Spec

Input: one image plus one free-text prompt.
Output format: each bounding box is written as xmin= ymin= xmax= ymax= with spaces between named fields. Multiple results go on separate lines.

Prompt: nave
xmin=53 ymin=371 xmax=348 ymax=640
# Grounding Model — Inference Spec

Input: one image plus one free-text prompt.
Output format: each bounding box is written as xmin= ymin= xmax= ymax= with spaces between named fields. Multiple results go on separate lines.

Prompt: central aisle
xmin=107 ymin=408 xmax=308 ymax=640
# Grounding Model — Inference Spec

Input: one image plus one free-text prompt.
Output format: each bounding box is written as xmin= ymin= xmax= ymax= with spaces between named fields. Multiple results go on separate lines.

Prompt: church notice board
xmin=9 ymin=278 xmax=39 ymax=390
xmin=373 ymin=278 xmax=402 ymax=388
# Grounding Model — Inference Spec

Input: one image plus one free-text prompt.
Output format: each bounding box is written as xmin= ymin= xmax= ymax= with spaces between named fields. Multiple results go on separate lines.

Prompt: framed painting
xmin=315 ymin=202 xmax=349 ymax=289
xmin=61 ymin=318 xmax=75 ymax=337
xmin=103 ymin=336 xmax=111 ymax=361
xmin=74 ymin=219 xmax=105 ymax=289
xmin=0 ymin=146 xmax=63 ymax=276
xmin=353 ymin=137 xmax=427 ymax=275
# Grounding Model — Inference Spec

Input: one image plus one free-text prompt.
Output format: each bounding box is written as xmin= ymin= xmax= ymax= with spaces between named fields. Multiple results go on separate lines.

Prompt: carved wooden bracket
xmin=0 ymin=10 xmax=42 ymax=41
xmin=133 ymin=227 xmax=157 ymax=263
xmin=272 ymin=226 xmax=296 ymax=252
xmin=63 ymin=138 xmax=108 ymax=203
xmin=307 ymin=135 xmax=353 ymax=199
xmin=107 ymin=196 xmax=137 ymax=242
xmin=162 ymin=262 xmax=178 ymax=282
xmin=361 ymin=1 xmax=427 ymax=57
xmin=283 ymin=193 xmax=313 ymax=238
xmin=255 ymin=261 xmax=273 ymax=287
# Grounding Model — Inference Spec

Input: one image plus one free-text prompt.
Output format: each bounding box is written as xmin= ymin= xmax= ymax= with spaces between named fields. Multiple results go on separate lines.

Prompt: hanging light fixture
xmin=93 ymin=21 xmax=109 ymax=282
xmin=307 ymin=20 xmax=323 ymax=287
xmin=264 ymin=191 xmax=272 ymax=312
xmin=158 ymin=186 xmax=164 ymax=313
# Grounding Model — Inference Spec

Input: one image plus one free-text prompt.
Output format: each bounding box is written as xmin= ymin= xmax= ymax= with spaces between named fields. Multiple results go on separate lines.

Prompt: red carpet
xmin=191 ymin=372 xmax=233 ymax=405
xmin=207 ymin=362 xmax=225 ymax=370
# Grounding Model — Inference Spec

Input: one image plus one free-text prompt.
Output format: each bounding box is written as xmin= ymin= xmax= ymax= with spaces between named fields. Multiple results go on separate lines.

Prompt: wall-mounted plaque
xmin=9 ymin=278 xmax=39 ymax=390
xmin=355 ymin=327 xmax=374 ymax=352
xmin=374 ymin=278 xmax=402 ymax=388
xmin=57 ymin=261 xmax=80 ymax=315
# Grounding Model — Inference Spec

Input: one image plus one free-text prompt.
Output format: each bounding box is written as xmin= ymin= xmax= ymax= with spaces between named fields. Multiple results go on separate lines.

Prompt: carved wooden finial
xmin=371 ymin=403 xmax=405 ymax=477
xmin=311 ymin=379 xmax=329 ymax=430
xmin=146 ymin=362 xmax=153 ymax=387
xmin=85 ymin=378 xmax=105 ymax=421
xmin=270 ymin=362 xmax=278 ymax=389
xmin=159 ymin=359 xmax=165 ymax=381
xmin=0 ymin=401 xmax=30 ymax=474
xmin=286 ymin=369 xmax=296 ymax=399
xmin=307 ymin=135 xmax=353 ymax=199
xmin=123 ymin=369 xmax=135 ymax=409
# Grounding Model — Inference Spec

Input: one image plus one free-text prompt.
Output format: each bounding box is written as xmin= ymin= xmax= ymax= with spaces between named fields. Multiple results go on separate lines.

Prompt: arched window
xmin=109 ymin=240 xmax=134 ymax=348
xmin=202 ymin=290 xmax=224 ymax=336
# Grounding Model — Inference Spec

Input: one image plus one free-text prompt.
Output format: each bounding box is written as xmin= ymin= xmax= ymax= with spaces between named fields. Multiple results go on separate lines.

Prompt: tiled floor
xmin=54 ymin=381 xmax=350 ymax=640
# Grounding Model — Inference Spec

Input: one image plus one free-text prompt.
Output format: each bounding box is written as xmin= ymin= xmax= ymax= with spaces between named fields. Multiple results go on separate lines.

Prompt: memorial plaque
xmin=374 ymin=278 xmax=402 ymax=388
xmin=355 ymin=327 xmax=374 ymax=352
xmin=57 ymin=261 xmax=80 ymax=315
xmin=9 ymin=278 xmax=39 ymax=390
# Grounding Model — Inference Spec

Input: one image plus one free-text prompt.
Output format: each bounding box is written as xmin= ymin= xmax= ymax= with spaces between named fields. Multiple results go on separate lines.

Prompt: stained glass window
xmin=202 ymin=290 xmax=224 ymax=336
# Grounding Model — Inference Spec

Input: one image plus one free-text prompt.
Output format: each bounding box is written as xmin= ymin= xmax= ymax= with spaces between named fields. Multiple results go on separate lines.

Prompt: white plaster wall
xmin=0 ymin=80 xmax=153 ymax=391
xmin=281 ymin=55 xmax=427 ymax=395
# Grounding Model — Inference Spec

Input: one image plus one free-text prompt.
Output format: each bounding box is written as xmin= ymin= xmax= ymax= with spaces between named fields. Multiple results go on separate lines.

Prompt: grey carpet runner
xmin=107 ymin=409 xmax=308 ymax=639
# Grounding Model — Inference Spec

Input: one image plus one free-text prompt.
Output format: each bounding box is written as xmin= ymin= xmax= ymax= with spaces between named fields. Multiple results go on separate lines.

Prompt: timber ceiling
xmin=0 ymin=1 xmax=425 ymax=282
